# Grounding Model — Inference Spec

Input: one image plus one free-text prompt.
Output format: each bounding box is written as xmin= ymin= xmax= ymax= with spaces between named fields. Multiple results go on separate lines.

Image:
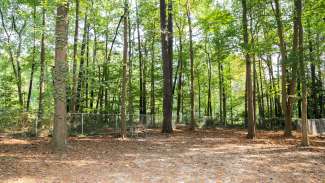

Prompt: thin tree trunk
xmin=204 ymin=37 xmax=212 ymax=117
xmin=26 ymin=3 xmax=37 ymax=112
xmin=76 ymin=13 xmax=88 ymax=112
xmin=136 ymin=0 xmax=146 ymax=124
xmin=120 ymin=0 xmax=129 ymax=138
xmin=272 ymin=0 xmax=291 ymax=135
xmin=85 ymin=24 xmax=90 ymax=109
xmin=187 ymin=0 xmax=196 ymax=130
xmin=218 ymin=60 xmax=223 ymax=124
xmin=128 ymin=14 xmax=134 ymax=122
xmin=150 ymin=31 xmax=156 ymax=126
xmin=38 ymin=4 xmax=46 ymax=124
xmin=308 ymin=23 xmax=318 ymax=118
xmin=71 ymin=0 xmax=80 ymax=113
xmin=90 ymin=30 xmax=97 ymax=110
xmin=258 ymin=58 xmax=265 ymax=126
xmin=242 ymin=0 xmax=255 ymax=139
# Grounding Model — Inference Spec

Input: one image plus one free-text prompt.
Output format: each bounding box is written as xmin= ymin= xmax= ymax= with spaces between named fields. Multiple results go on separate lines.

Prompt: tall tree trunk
xmin=76 ymin=13 xmax=88 ymax=112
xmin=136 ymin=0 xmax=146 ymax=124
xmin=150 ymin=32 xmax=156 ymax=126
xmin=198 ymin=76 xmax=201 ymax=118
xmin=296 ymin=0 xmax=309 ymax=146
xmin=85 ymin=24 xmax=90 ymax=109
xmin=187 ymin=0 xmax=196 ymax=130
xmin=52 ymin=1 xmax=69 ymax=150
xmin=120 ymin=0 xmax=129 ymax=138
xmin=160 ymin=0 xmax=173 ymax=133
xmin=26 ymin=3 xmax=37 ymax=112
xmin=90 ymin=30 xmax=97 ymax=110
xmin=218 ymin=60 xmax=226 ymax=125
xmin=308 ymin=23 xmax=318 ymax=118
xmin=128 ymin=14 xmax=134 ymax=122
xmin=258 ymin=58 xmax=265 ymax=126
xmin=249 ymin=16 xmax=256 ymax=128
xmin=284 ymin=0 xmax=301 ymax=136
xmin=204 ymin=37 xmax=212 ymax=117
xmin=316 ymin=34 xmax=324 ymax=117
xmin=218 ymin=60 xmax=223 ymax=124
xmin=242 ymin=0 xmax=255 ymax=139
xmin=272 ymin=0 xmax=291 ymax=135
xmin=38 ymin=4 xmax=46 ymax=124
xmin=71 ymin=0 xmax=80 ymax=113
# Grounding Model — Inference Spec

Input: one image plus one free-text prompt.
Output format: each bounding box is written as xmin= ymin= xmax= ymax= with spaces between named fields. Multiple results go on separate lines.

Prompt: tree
xmin=71 ymin=0 xmax=80 ymax=113
xmin=120 ymin=0 xmax=129 ymax=138
xmin=52 ymin=1 xmax=69 ymax=150
xmin=160 ymin=0 xmax=173 ymax=133
xmin=136 ymin=0 xmax=147 ymax=124
xmin=242 ymin=0 xmax=255 ymax=139
xmin=296 ymin=0 xmax=309 ymax=146
xmin=38 ymin=1 xmax=46 ymax=125
xmin=26 ymin=2 xmax=37 ymax=112
xmin=186 ymin=0 xmax=196 ymax=130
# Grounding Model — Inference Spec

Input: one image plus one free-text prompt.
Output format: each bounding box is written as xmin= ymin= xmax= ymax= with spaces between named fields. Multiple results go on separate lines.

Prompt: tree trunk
xmin=120 ymin=0 xmax=129 ymax=138
xmin=52 ymin=2 xmax=69 ymax=150
xmin=296 ymin=0 xmax=309 ymax=146
xmin=176 ymin=26 xmax=183 ymax=124
xmin=90 ymin=30 xmax=97 ymax=110
xmin=38 ymin=4 xmax=46 ymax=124
xmin=150 ymin=32 xmax=156 ymax=126
xmin=187 ymin=0 xmax=196 ymax=130
xmin=76 ymin=13 xmax=88 ymax=112
xmin=128 ymin=14 xmax=134 ymax=122
xmin=26 ymin=3 xmax=37 ymax=112
xmin=85 ymin=24 xmax=90 ymax=109
xmin=160 ymin=0 xmax=173 ymax=133
xmin=284 ymin=0 xmax=301 ymax=136
xmin=242 ymin=0 xmax=255 ymax=139
xmin=272 ymin=0 xmax=289 ymax=134
xmin=308 ymin=24 xmax=318 ymax=118
xmin=204 ymin=37 xmax=212 ymax=117
xmin=71 ymin=0 xmax=80 ymax=113
xmin=136 ymin=0 xmax=146 ymax=124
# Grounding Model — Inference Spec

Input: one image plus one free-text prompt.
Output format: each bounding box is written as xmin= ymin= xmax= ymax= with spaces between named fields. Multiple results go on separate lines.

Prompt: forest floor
xmin=0 ymin=127 xmax=324 ymax=183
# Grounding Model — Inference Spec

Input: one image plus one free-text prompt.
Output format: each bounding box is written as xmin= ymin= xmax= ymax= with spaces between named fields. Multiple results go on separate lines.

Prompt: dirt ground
xmin=0 ymin=128 xmax=324 ymax=183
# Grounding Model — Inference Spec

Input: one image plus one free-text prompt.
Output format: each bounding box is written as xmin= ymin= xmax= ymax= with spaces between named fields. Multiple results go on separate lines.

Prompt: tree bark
xmin=187 ymin=0 xmax=196 ymax=130
xmin=76 ymin=13 xmax=88 ymax=112
xmin=38 ymin=3 xmax=46 ymax=124
xmin=242 ymin=0 xmax=255 ymax=139
xmin=26 ymin=3 xmax=37 ymax=112
xmin=272 ymin=0 xmax=289 ymax=134
xmin=136 ymin=0 xmax=146 ymax=124
xmin=71 ymin=0 xmax=80 ymax=113
xmin=52 ymin=1 xmax=69 ymax=150
xmin=160 ymin=0 xmax=173 ymax=133
xmin=295 ymin=0 xmax=309 ymax=146
xmin=150 ymin=32 xmax=156 ymax=126
xmin=120 ymin=0 xmax=129 ymax=138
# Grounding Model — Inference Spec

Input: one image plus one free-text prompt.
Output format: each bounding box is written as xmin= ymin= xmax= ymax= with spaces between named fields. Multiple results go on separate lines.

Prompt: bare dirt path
xmin=0 ymin=128 xmax=324 ymax=183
